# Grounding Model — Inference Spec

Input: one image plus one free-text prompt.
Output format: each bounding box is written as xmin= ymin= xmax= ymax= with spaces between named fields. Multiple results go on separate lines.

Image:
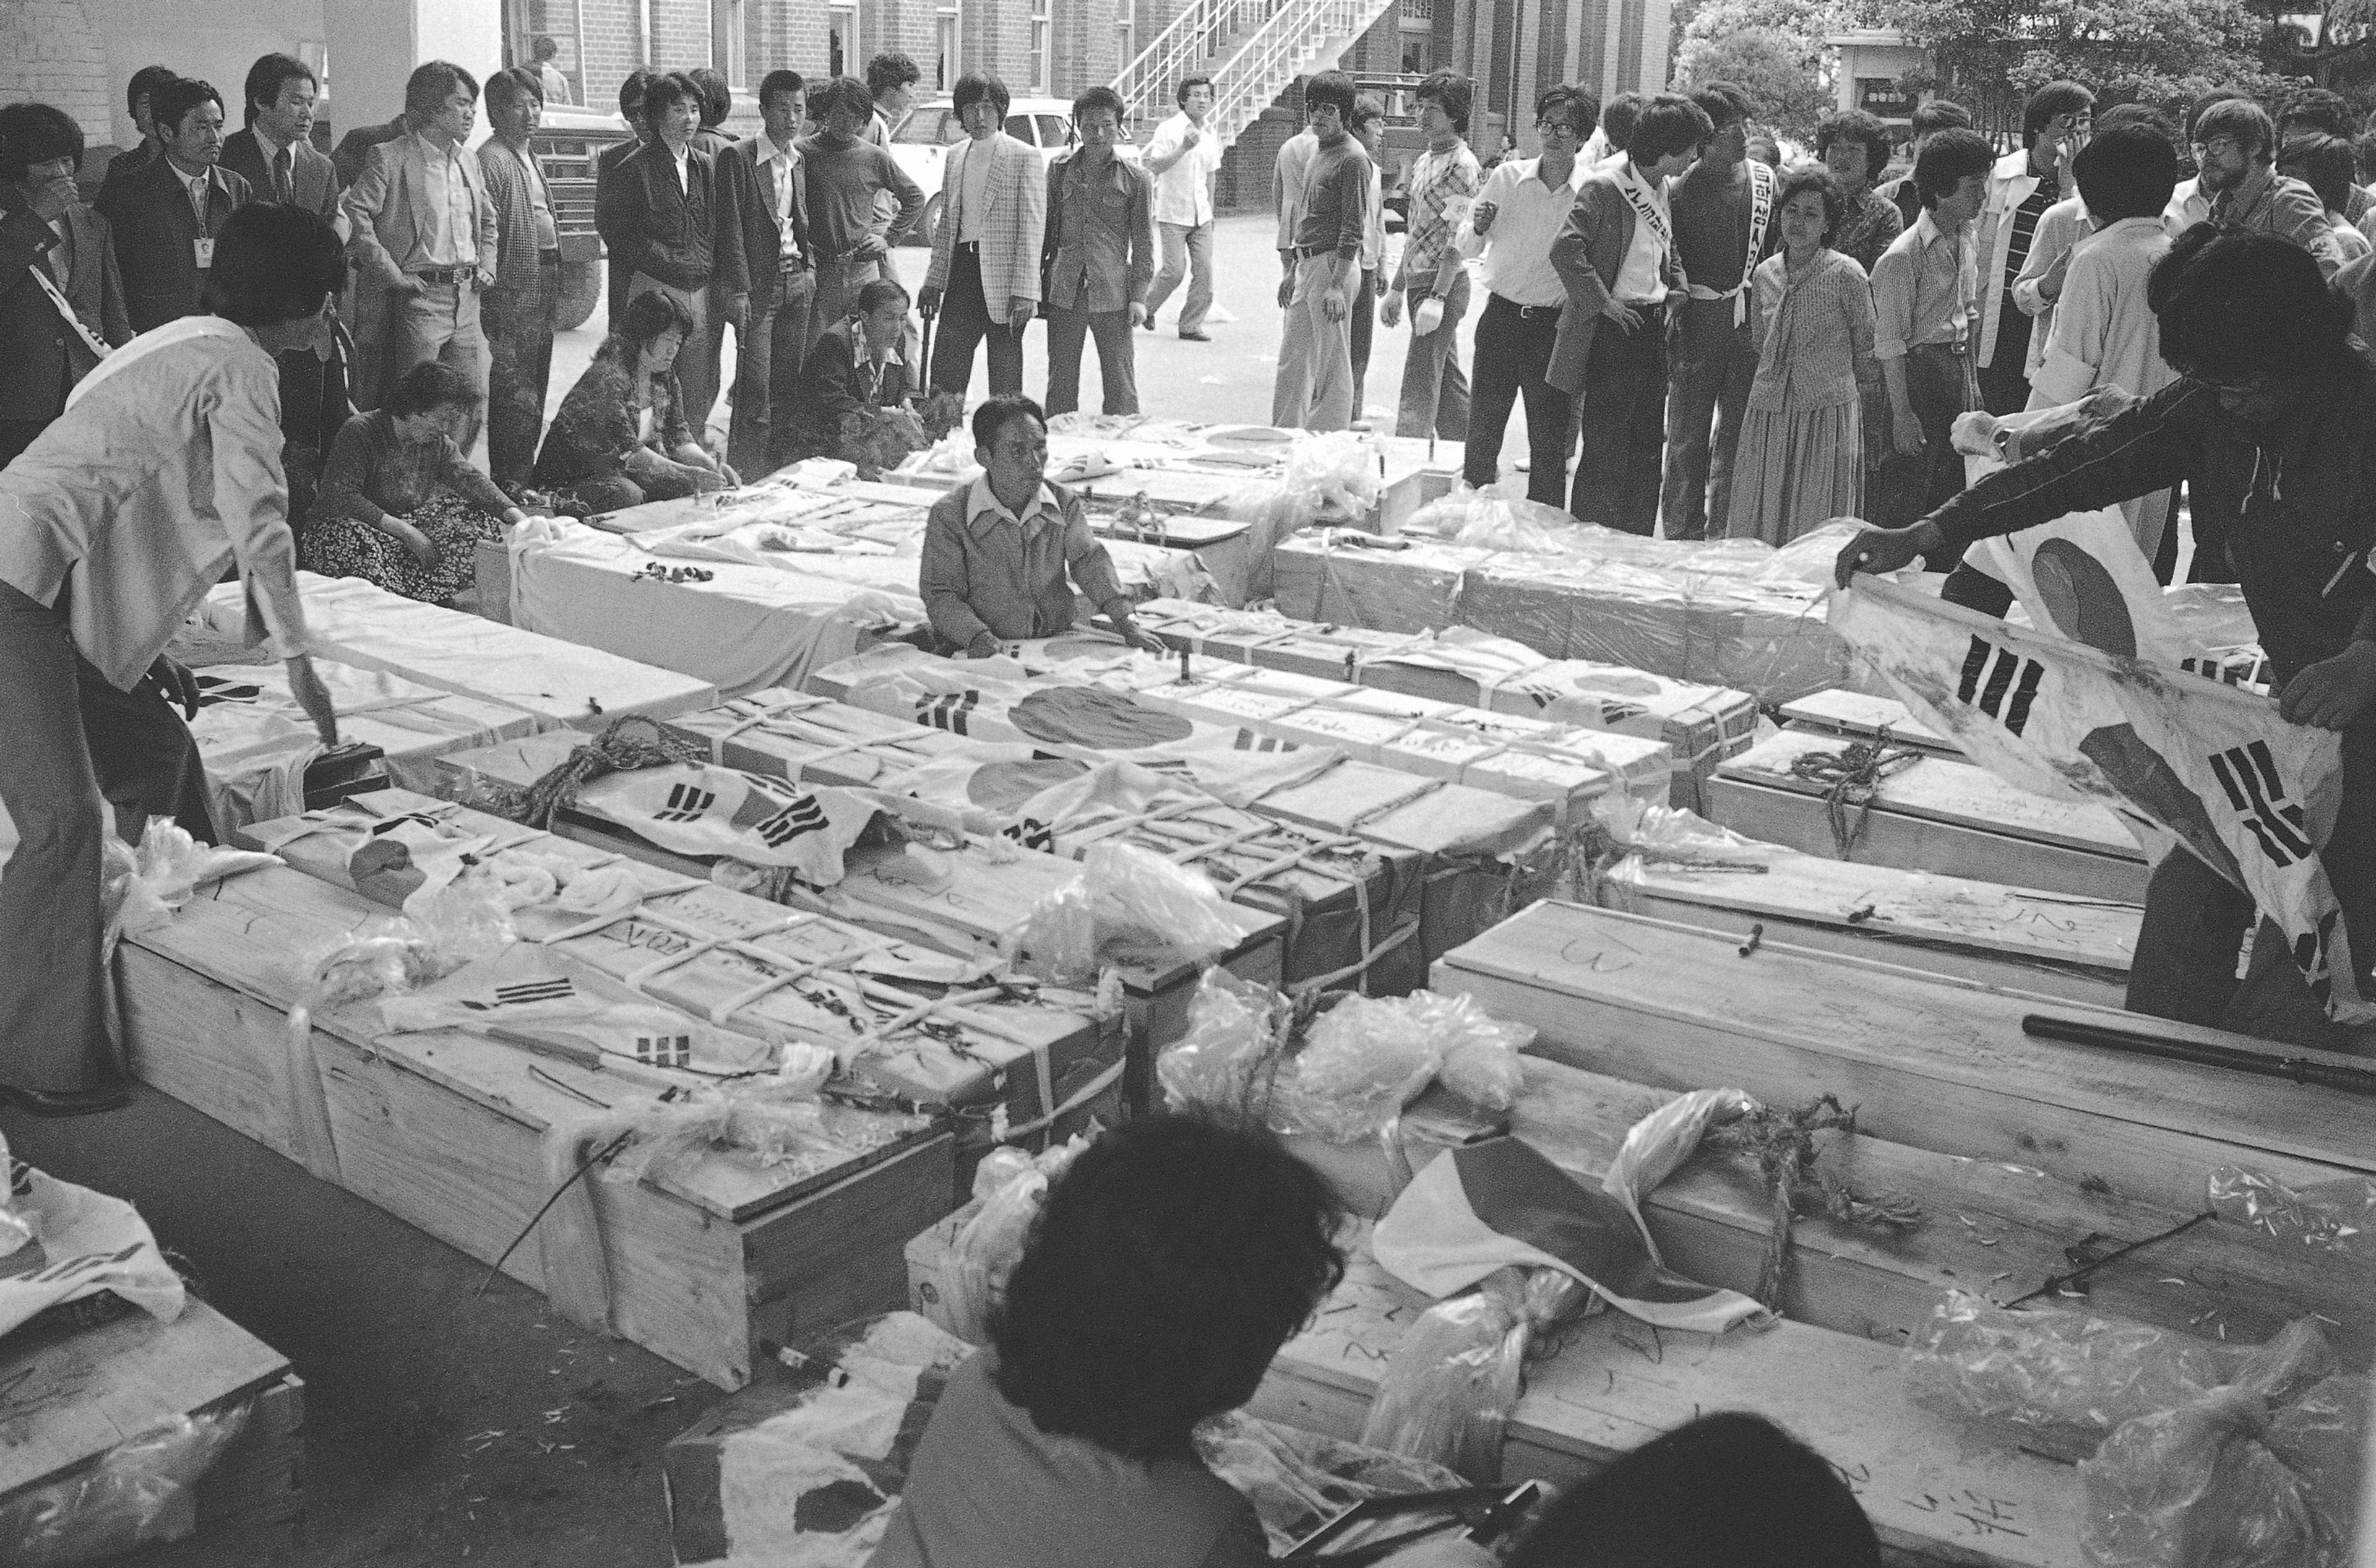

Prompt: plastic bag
xmin=1196 ymin=1410 xmax=1469 ymax=1552
xmin=1443 ymin=496 xmax=1597 ymax=555
xmin=1156 ymin=967 xmax=1289 ymax=1119
xmin=2265 ymin=1375 xmax=2371 ymax=1551
xmin=2079 ymin=1386 xmax=2323 ymax=1568
xmin=101 ymin=816 xmax=279 ymax=949
xmin=2208 ymin=1165 xmax=2376 ymax=1257
xmin=1018 ymin=840 xmax=1239 ymax=985
xmin=1904 ymin=1291 xmax=2337 ymax=1461
xmin=1403 ymin=991 xmax=1534 ymax=1112
xmin=1358 ymin=1267 xmax=1529 ymax=1481
xmin=940 ymin=1137 xmax=1088 ymax=1343
xmin=1281 ymin=993 xmax=1444 ymax=1144
xmin=0 ymin=1403 xmax=249 ymax=1566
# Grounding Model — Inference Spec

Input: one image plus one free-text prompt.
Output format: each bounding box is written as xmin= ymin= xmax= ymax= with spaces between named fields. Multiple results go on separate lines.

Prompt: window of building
xmin=503 ymin=0 xmax=585 ymax=107
xmin=829 ymin=2 xmax=859 ymax=80
xmin=1029 ymin=0 xmax=1052 ymax=94
xmin=712 ymin=0 xmax=746 ymax=87
xmin=1398 ymin=0 xmax=1433 ymax=74
xmin=1115 ymin=13 xmax=1135 ymax=79
xmin=936 ymin=7 xmax=960 ymax=91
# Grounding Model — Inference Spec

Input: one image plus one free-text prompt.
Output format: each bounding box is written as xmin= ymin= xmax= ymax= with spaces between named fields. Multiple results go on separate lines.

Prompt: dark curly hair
xmin=2150 ymin=225 xmax=2352 ymax=384
xmin=1814 ymin=108 xmax=1892 ymax=184
xmin=202 ymin=204 xmax=345 ymax=326
xmin=1776 ymin=163 xmax=1846 ymax=245
xmin=990 ymin=1115 xmax=1346 ymax=1462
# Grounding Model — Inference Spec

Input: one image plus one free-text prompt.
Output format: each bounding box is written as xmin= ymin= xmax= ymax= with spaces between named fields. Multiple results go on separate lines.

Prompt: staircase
xmin=1113 ymin=0 xmax=1395 ymax=151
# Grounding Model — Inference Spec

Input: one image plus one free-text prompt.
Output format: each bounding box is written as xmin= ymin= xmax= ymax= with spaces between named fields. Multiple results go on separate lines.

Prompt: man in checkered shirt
xmin=1382 ymin=71 xmax=1480 ymax=441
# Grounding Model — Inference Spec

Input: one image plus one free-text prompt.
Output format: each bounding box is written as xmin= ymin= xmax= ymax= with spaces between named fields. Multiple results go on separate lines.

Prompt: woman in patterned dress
xmin=301 ymin=361 xmax=533 ymax=603
xmin=531 ymin=288 xmax=737 ymax=515
xmin=1728 ymin=166 xmax=1880 ymax=546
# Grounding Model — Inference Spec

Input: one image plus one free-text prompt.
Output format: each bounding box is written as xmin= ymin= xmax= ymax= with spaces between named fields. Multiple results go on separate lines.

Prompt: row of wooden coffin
xmin=902 ymin=897 xmax=2368 ymax=1568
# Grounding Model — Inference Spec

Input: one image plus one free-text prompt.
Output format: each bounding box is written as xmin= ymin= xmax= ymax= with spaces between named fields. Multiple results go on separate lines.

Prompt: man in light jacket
xmin=1971 ymin=80 xmax=2093 ymax=414
xmin=919 ymin=72 xmax=1044 ymax=398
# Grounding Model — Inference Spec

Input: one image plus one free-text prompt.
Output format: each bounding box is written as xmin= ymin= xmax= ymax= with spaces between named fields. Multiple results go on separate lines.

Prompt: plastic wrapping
xmin=1281 ymin=993 xmax=1443 ymax=1144
xmin=2078 ymin=1386 xmax=2323 ymax=1568
xmin=938 ymin=1137 xmax=1088 ymax=1343
xmin=2265 ymin=1375 xmax=2372 ymax=1550
xmin=101 ymin=817 xmax=279 ymax=949
xmin=0 ymin=1403 xmax=249 ymax=1567
xmin=1403 ymin=991 xmax=1534 ymax=1112
xmin=2207 ymin=1165 xmax=2376 ymax=1257
xmin=1357 ymin=1267 xmax=1530 ymax=1482
xmin=1017 ymin=840 xmax=1239 ymax=985
xmin=1231 ymin=430 xmax=1386 ymax=598
xmin=1155 ymin=967 xmax=1290 ymax=1119
xmin=1440 ymin=496 xmax=1598 ymax=555
xmin=1196 ymin=1410 xmax=1470 ymax=1553
xmin=1903 ymin=1290 xmax=2338 ymax=1461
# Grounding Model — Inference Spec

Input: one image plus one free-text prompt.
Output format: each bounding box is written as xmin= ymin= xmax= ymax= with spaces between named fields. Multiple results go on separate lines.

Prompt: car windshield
xmin=893 ymin=109 xmax=965 ymax=146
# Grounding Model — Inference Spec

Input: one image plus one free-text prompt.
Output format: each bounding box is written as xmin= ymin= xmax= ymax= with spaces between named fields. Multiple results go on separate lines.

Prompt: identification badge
xmin=193 ymin=236 xmax=214 ymax=269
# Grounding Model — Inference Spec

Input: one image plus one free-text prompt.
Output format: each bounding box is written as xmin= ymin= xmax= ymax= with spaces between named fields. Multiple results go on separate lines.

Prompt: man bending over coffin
xmin=1835 ymin=228 xmax=2376 ymax=1046
xmin=918 ymin=392 xmax=1167 ymax=658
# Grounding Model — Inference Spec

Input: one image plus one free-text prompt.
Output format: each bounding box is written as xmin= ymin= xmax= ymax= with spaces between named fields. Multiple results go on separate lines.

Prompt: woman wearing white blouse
xmin=0 ymin=204 xmax=343 ymax=1115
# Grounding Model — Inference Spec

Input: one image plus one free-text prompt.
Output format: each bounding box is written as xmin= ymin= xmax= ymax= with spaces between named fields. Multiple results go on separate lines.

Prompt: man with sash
xmin=1549 ymin=91 xmax=1710 ymax=534
xmin=1661 ymin=83 xmax=1775 ymax=541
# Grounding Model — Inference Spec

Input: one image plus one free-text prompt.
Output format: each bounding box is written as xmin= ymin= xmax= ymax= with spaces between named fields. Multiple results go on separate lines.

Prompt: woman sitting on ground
xmin=530 ymin=288 xmax=736 ymax=515
xmin=777 ymin=278 xmax=926 ymax=479
xmin=878 ymin=1115 xmax=1484 ymax=1567
xmin=301 ymin=361 xmax=533 ymax=604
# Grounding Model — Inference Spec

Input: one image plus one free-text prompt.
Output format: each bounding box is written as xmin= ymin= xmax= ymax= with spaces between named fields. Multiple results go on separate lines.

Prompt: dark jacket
xmin=0 ymin=200 xmax=131 ymax=421
xmin=1041 ymin=148 xmax=1155 ymax=315
xmin=1546 ymin=169 xmax=1680 ymax=395
xmin=533 ymin=343 xmax=694 ymax=485
xmin=220 ymin=127 xmax=342 ymax=221
xmin=1928 ymin=358 xmax=2376 ymax=691
xmin=596 ymin=140 xmax=742 ymax=296
xmin=780 ymin=317 xmax=913 ymax=461
xmin=717 ymin=135 xmax=814 ymax=313
xmin=95 ymin=155 xmax=252 ymax=332
xmin=332 ymin=117 xmax=410 ymax=189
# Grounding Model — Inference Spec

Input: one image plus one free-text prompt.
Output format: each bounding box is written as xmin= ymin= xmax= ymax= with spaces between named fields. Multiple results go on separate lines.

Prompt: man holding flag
xmin=1833 ymin=228 xmax=2376 ymax=1043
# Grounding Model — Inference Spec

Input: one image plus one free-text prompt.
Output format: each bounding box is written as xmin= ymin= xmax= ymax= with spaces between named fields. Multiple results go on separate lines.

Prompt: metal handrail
xmin=1210 ymin=0 xmax=1363 ymax=131
xmin=1112 ymin=0 xmax=1387 ymax=150
xmin=1114 ymin=0 xmax=1277 ymax=126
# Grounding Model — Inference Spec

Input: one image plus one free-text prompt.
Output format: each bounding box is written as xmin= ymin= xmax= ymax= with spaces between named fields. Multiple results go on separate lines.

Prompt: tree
xmin=1675 ymin=28 xmax=1835 ymax=136
xmin=1890 ymin=0 xmax=2284 ymax=142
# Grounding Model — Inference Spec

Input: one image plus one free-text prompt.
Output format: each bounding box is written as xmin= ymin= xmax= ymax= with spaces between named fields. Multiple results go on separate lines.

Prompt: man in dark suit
xmin=220 ymin=53 xmax=340 ymax=224
xmin=95 ymin=64 xmax=178 ymax=199
xmin=96 ymin=77 xmax=250 ymax=334
xmin=719 ymin=68 xmax=816 ymax=476
xmin=0 ymin=103 xmax=133 ymax=465
xmin=595 ymin=69 xmax=658 ymax=329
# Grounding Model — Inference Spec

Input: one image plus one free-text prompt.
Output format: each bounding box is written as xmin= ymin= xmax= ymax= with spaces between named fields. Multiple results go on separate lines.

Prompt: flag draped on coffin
xmin=1829 ymin=579 xmax=2369 ymax=1023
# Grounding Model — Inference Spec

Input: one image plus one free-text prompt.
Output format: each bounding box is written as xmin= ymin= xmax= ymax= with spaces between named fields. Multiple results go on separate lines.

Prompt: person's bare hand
xmin=1602 ymin=299 xmax=1644 ymax=335
xmin=918 ymin=285 xmax=942 ymax=316
xmin=850 ymin=233 xmax=889 ymax=262
xmin=389 ymin=522 xmax=440 ymax=568
xmin=145 ymin=655 xmax=202 ymax=720
xmin=1892 ymin=409 xmax=1927 ymax=459
xmin=1380 ymin=289 xmax=1405 ymax=328
xmin=1128 ymin=301 xmax=1148 ymax=327
xmin=724 ymin=292 xmax=749 ymax=330
xmin=30 ymin=173 xmax=76 ymax=223
xmin=1322 ymin=288 xmax=1349 ymax=322
xmin=1182 ymin=126 xmax=1202 ymax=149
xmin=1833 ymin=520 xmax=1940 ymax=587
xmin=1469 ymin=199 xmax=1499 ymax=236
xmin=2279 ymin=643 xmax=2376 ymax=729
xmin=1277 ymin=273 xmax=1296 ymax=309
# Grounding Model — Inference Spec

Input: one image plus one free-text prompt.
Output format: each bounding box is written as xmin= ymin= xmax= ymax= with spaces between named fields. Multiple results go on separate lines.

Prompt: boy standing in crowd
xmin=798 ymin=76 xmax=925 ymax=350
xmin=1385 ymin=70 xmax=1479 ymax=442
xmin=1867 ymin=127 xmax=1994 ymax=526
xmin=1662 ymin=82 xmax=1774 ymax=541
xmin=1142 ymin=75 xmax=1221 ymax=341
xmin=919 ymin=72 xmax=1043 ymax=399
xmin=721 ymin=69 xmax=816 ymax=477
xmin=1270 ymin=71 xmax=1369 ymax=433
xmin=1041 ymin=86 xmax=1153 ymax=418
xmin=478 ymin=66 xmax=561 ymax=493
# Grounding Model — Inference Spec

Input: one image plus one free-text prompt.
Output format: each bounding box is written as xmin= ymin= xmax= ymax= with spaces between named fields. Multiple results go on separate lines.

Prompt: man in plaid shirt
xmin=1383 ymin=71 xmax=1479 ymax=441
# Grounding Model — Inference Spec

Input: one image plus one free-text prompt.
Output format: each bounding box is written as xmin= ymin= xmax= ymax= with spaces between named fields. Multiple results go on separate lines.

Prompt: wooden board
xmin=1781 ymin=689 xmax=1960 ymax=756
xmin=120 ymin=866 xmax=957 ymax=1389
xmin=1600 ymin=851 xmax=2136 ymax=1010
xmin=1709 ymin=731 xmax=2148 ymax=903
xmin=0 ymin=1299 xmax=303 ymax=1553
xmin=902 ymin=1214 xmax=2083 ymax=1568
xmin=1255 ymin=1238 xmax=2086 ymax=1568
xmin=1431 ymin=902 xmax=2376 ymax=1214
xmin=1281 ymin=1058 xmax=2376 ymax=1368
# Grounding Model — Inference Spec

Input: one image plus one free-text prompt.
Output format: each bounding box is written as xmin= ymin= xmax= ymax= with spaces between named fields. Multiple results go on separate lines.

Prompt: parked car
xmin=529 ymin=103 xmax=637 ymax=331
xmin=889 ymin=97 xmax=1141 ymax=248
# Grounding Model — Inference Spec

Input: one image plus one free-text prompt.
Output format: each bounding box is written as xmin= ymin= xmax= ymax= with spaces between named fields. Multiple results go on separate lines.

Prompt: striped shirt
xmin=1999 ymin=167 xmax=2059 ymax=295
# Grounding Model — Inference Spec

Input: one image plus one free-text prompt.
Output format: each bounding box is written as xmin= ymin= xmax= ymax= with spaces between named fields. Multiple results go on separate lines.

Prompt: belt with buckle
xmin=1293 ymin=244 xmax=1338 ymax=259
xmin=1489 ymin=293 xmax=1560 ymax=320
xmin=1911 ymin=338 xmax=1969 ymax=356
xmin=410 ymin=264 xmax=476 ymax=286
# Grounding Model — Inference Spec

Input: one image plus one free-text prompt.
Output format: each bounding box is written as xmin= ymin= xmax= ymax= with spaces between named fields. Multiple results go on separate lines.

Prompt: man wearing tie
xmin=221 ymin=54 xmax=342 ymax=226
xmin=97 ymin=77 xmax=250 ymax=334
xmin=0 ymin=103 xmax=132 ymax=465
xmin=720 ymin=69 xmax=816 ymax=477
xmin=342 ymin=62 xmax=500 ymax=424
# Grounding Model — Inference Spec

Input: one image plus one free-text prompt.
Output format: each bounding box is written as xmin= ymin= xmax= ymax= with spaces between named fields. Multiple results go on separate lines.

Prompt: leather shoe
xmin=1179 ymin=329 xmax=1212 ymax=342
xmin=1 ymin=1081 xmax=132 ymax=1117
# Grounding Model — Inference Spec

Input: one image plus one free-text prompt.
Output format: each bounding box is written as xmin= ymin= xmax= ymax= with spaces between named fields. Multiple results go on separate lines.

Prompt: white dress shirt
xmin=757 ymin=134 xmax=803 ymax=266
xmin=1146 ymin=111 xmax=1221 ymax=228
xmin=1610 ymin=162 xmax=1672 ymax=304
xmin=1455 ymin=155 xmax=1586 ymax=308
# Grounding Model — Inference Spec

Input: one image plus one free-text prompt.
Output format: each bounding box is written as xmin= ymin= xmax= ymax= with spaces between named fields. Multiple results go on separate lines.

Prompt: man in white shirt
xmin=1142 ymin=75 xmax=1223 ymax=340
xmin=864 ymin=53 xmax=921 ymax=147
xmin=1451 ymin=84 xmax=1598 ymax=506
xmin=1272 ymin=119 xmax=1319 ymax=307
xmin=1551 ymin=92 xmax=1707 ymax=533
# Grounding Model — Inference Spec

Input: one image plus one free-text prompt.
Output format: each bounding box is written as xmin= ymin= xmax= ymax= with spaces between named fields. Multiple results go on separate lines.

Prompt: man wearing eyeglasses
xmin=1450 ymin=84 xmax=1598 ymax=506
xmin=1972 ymin=81 xmax=2093 ymax=416
xmin=2190 ymin=98 xmax=2342 ymax=278
xmin=1835 ymin=228 xmax=2376 ymax=1046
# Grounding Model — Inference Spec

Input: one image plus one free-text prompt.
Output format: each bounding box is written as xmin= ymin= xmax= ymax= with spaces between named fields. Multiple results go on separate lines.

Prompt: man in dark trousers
xmin=1661 ymin=82 xmax=1775 ymax=540
xmin=718 ymin=69 xmax=817 ymax=476
xmin=798 ymin=75 xmax=924 ymax=350
xmin=1550 ymin=92 xmax=1708 ymax=533
xmin=597 ymin=71 xmax=745 ymax=462
xmin=220 ymin=54 xmax=340 ymax=224
xmin=1836 ymin=230 xmax=2376 ymax=1048
xmin=0 ymin=103 xmax=132 ymax=465
xmin=97 ymin=76 xmax=250 ymax=333
xmin=593 ymin=69 xmax=658 ymax=330
xmin=479 ymin=66 xmax=562 ymax=493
